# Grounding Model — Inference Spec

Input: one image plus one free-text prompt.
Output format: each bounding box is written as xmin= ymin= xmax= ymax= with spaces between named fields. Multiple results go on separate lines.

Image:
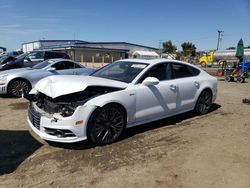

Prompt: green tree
xmin=181 ymin=42 xmax=196 ymax=56
xmin=162 ymin=40 xmax=177 ymax=54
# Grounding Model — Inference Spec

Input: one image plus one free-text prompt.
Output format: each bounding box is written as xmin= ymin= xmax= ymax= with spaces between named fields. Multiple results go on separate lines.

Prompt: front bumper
xmin=27 ymin=103 xmax=96 ymax=143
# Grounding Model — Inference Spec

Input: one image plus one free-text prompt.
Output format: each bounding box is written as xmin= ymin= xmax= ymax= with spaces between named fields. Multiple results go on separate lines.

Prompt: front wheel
xmin=194 ymin=90 xmax=212 ymax=115
xmin=87 ymin=104 xmax=126 ymax=145
xmin=7 ymin=79 xmax=31 ymax=97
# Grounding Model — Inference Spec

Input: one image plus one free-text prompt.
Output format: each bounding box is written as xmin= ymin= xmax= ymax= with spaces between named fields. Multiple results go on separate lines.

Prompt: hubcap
xmin=95 ymin=108 xmax=124 ymax=143
xmin=9 ymin=80 xmax=29 ymax=97
xmin=198 ymin=91 xmax=212 ymax=114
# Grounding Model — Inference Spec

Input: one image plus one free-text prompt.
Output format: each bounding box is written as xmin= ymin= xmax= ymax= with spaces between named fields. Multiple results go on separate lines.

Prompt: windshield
xmin=15 ymin=52 xmax=28 ymax=59
xmin=32 ymin=60 xmax=52 ymax=69
xmin=91 ymin=61 xmax=148 ymax=83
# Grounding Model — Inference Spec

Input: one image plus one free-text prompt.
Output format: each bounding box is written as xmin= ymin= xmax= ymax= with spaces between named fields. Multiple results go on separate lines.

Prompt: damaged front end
xmin=26 ymin=86 xmax=123 ymax=117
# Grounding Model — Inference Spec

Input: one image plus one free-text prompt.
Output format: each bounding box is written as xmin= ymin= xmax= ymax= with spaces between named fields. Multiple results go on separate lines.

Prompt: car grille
xmin=28 ymin=103 xmax=41 ymax=130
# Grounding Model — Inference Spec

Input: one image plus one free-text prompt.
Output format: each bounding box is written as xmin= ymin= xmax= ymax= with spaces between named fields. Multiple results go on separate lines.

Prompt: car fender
xmin=83 ymin=89 xmax=136 ymax=123
xmin=195 ymin=79 xmax=217 ymax=104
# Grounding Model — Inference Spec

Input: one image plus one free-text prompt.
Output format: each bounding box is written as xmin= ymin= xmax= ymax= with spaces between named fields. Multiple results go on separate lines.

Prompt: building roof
xmin=22 ymin=40 xmax=158 ymax=51
xmin=44 ymin=44 xmax=129 ymax=52
xmin=75 ymin=42 xmax=159 ymax=51
xmin=22 ymin=40 xmax=87 ymax=45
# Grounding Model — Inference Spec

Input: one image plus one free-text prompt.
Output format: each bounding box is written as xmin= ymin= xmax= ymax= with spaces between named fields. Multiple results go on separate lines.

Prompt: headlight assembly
xmin=0 ymin=74 xmax=8 ymax=85
xmin=0 ymin=74 xmax=8 ymax=80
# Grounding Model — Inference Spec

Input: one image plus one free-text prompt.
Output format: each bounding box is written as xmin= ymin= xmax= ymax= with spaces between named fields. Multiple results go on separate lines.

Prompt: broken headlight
xmin=58 ymin=105 xmax=76 ymax=117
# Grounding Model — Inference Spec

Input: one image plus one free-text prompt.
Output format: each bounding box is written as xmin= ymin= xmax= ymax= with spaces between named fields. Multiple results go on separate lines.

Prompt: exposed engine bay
xmin=26 ymin=86 xmax=123 ymax=117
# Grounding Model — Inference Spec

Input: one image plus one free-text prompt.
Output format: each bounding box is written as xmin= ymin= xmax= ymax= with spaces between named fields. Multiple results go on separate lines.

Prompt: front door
xmin=134 ymin=63 xmax=177 ymax=122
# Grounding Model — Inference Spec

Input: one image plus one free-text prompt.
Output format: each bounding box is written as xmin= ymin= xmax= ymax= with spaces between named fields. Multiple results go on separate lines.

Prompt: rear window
xmin=187 ymin=66 xmax=200 ymax=76
xmin=45 ymin=52 xmax=69 ymax=59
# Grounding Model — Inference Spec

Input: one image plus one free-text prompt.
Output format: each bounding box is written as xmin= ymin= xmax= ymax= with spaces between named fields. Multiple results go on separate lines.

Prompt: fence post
xmin=81 ymin=55 xmax=83 ymax=64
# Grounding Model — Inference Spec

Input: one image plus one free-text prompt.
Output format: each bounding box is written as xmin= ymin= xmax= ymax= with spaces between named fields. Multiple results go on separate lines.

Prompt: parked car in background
xmin=0 ymin=50 xmax=70 ymax=71
xmin=0 ymin=51 xmax=23 ymax=66
xmin=26 ymin=59 xmax=217 ymax=145
xmin=0 ymin=46 xmax=7 ymax=58
xmin=0 ymin=59 xmax=95 ymax=97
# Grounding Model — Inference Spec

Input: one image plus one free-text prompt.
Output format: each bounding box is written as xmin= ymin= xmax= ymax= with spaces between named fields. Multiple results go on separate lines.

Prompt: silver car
xmin=0 ymin=59 xmax=95 ymax=97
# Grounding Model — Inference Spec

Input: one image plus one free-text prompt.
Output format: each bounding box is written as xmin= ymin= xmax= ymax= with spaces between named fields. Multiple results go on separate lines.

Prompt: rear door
xmin=171 ymin=63 xmax=201 ymax=111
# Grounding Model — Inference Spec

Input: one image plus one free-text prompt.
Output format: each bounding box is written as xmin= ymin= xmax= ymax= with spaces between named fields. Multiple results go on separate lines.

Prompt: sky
xmin=0 ymin=0 xmax=249 ymax=51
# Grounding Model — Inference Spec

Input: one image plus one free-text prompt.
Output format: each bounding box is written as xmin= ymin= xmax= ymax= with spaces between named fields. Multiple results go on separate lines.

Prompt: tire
xmin=87 ymin=104 xmax=126 ymax=145
xmin=225 ymin=76 xmax=233 ymax=82
xmin=236 ymin=77 xmax=245 ymax=83
xmin=200 ymin=62 xmax=206 ymax=67
xmin=194 ymin=90 xmax=213 ymax=115
xmin=7 ymin=79 xmax=31 ymax=97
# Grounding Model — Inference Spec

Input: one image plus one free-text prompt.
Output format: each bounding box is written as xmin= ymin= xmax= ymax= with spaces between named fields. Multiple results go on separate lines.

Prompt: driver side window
xmin=138 ymin=63 xmax=172 ymax=83
xmin=27 ymin=52 xmax=43 ymax=60
xmin=52 ymin=61 xmax=76 ymax=70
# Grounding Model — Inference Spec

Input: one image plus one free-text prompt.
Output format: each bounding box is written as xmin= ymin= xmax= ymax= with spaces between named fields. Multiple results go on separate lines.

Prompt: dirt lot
xmin=0 ymin=78 xmax=250 ymax=188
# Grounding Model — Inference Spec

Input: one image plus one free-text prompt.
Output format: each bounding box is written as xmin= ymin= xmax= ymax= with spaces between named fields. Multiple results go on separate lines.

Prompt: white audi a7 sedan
xmin=26 ymin=59 xmax=217 ymax=145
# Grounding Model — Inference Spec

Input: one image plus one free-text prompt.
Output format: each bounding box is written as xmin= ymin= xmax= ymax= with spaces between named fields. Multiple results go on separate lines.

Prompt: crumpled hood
xmin=33 ymin=75 xmax=128 ymax=98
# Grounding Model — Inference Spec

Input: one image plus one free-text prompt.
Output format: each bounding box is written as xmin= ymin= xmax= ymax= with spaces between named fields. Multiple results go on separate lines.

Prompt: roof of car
xmin=46 ymin=58 xmax=75 ymax=63
xmin=118 ymin=58 xmax=203 ymax=71
xmin=119 ymin=58 xmax=187 ymax=65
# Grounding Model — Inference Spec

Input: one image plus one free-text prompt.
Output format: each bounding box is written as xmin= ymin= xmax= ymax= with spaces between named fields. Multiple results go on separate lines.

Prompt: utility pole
xmin=158 ymin=40 xmax=162 ymax=56
xmin=216 ymin=30 xmax=223 ymax=50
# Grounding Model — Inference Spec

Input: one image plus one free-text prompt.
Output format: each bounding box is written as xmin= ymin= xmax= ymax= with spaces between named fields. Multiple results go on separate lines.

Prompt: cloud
xmin=0 ymin=24 xmax=51 ymax=35
xmin=0 ymin=24 xmax=22 ymax=29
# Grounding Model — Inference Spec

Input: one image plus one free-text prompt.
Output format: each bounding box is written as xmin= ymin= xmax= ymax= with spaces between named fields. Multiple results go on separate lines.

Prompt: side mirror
xmin=142 ymin=77 xmax=159 ymax=86
xmin=25 ymin=57 xmax=31 ymax=62
xmin=46 ymin=67 xmax=56 ymax=72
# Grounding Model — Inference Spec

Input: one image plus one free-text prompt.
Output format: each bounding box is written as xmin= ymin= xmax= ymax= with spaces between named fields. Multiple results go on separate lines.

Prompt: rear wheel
xmin=200 ymin=61 xmax=206 ymax=67
xmin=194 ymin=90 xmax=212 ymax=115
xmin=87 ymin=104 xmax=126 ymax=145
xmin=7 ymin=79 xmax=31 ymax=97
xmin=236 ymin=77 xmax=245 ymax=83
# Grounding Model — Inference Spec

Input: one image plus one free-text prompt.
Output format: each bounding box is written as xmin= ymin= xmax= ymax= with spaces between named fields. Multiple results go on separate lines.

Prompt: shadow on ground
xmin=0 ymin=130 xmax=42 ymax=175
xmin=49 ymin=103 xmax=221 ymax=150
xmin=121 ymin=103 xmax=221 ymax=140
xmin=0 ymin=94 xmax=10 ymax=98
xmin=8 ymin=101 xmax=29 ymax=110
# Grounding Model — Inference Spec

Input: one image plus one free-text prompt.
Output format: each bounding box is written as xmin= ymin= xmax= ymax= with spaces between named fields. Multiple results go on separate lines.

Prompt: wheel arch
xmin=86 ymin=102 xmax=128 ymax=145
xmin=194 ymin=87 xmax=213 ymax=106
xmin=89 ymin=102 xmax=128 ymax=123
xmin=7 ymin=77 xmax=32 ymax=94
xmin=7 ymin=77 xmax=32 ymax=88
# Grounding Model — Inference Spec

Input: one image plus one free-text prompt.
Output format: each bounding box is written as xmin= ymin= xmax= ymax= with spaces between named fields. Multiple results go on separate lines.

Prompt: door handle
xmin=169 ymin=85 xmax=177 ymax=91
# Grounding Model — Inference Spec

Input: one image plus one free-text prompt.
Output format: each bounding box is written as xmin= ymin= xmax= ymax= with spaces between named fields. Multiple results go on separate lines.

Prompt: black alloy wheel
xmin=7 ymin=79 xmax=31 ymax=97
xmin=88 ymin=104 xmax=126 ymax=145
xmin=195 ymin=90 xmax=212 ymax=115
